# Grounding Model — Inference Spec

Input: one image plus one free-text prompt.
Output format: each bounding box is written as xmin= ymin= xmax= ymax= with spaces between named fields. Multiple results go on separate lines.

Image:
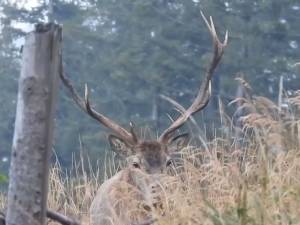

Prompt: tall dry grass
xmin=1 ymin=85 xmax=300 ymax=225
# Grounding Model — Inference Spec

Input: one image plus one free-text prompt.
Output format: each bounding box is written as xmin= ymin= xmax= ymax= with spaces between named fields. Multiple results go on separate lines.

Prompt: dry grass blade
xmin=1 ymin=88 xmax=300 ymax=225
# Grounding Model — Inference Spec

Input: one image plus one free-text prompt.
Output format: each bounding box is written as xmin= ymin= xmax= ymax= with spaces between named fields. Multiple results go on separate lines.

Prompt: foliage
xmin=0 ymin=174 xmax=7 ymax=184
xmin=0 ymin=0 xmax=299 ymax=173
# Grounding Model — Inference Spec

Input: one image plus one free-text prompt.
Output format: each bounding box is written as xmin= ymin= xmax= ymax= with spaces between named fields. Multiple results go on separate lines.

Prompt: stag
xmin=60 ymin=12 xmax=227 ymax=225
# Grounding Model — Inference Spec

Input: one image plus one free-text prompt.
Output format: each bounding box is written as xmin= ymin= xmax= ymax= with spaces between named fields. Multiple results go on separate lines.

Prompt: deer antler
xmin=60 ymin=71 xmax=138 ymax=145
xmin=159 ymin=11 xmax=228 ymax=144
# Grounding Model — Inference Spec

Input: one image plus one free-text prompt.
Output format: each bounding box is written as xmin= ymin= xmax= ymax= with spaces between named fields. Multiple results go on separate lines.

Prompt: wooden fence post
xmin=6 ymin=23 xmax=61 ymax=225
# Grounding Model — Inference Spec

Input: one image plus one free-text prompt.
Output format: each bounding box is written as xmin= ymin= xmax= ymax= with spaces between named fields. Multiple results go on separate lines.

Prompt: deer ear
xmin=169 ymin=133 xmax=190 ymax=151
xmin=108 ymin=135 xmax=133 ymax=157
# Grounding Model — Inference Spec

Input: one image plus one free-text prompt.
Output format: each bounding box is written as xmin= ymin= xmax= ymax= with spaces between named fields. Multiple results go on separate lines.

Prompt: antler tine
xmin=60 ymin=72 xmax=137 ymax=145
xmin=159 ymin=12 xmax=228 ymax=144
xmin=129 ymin=122 xmax=139 ymax=144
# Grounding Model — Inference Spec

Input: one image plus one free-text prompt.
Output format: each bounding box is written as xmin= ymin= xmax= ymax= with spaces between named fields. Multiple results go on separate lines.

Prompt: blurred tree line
xmin=0 ymin=0 xmax=299 ymax=174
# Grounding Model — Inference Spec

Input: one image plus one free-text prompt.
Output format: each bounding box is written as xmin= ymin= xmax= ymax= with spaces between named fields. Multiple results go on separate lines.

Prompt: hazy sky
xmin=3 ymin=0 xmax=43 ymax=41
xmin=8 ymin=0 xmax=42 ymax=10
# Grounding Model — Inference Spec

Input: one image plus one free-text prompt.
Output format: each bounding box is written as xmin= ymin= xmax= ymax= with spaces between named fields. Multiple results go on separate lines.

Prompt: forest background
xmin=0 ymin=0 xmax=299 ymax=181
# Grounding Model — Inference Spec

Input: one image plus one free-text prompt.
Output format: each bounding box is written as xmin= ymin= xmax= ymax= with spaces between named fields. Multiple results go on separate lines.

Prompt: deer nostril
xmin=132 ymin=162 xmax=140 ymax=169
xmin=166 ymin=159 xmax=173 ymax=167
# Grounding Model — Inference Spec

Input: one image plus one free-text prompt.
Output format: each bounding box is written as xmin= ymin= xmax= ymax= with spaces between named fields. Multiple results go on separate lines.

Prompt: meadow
xmin=1 ymin=83 xmax=300 ymax=225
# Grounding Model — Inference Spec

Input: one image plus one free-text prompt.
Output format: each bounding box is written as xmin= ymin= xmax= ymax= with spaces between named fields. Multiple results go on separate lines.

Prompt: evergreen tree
xmin=0 ymin=0 xmax=299 ymax=172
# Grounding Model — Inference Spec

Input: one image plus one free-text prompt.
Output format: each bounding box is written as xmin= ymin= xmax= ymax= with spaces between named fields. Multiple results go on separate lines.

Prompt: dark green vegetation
xmin=0 ymin=0 xmax=299 ymax=174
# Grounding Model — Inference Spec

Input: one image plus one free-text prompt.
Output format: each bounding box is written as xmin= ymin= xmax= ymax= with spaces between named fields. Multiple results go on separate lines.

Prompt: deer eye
xmin=132 ymin=162 xmax=140 ymax=169
xmin=166 ymin=159 xmax=173 ymax=167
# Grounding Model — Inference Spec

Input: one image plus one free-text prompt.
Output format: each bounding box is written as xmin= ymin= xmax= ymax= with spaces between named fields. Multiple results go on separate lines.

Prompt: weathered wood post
xmin=6 ymin=23 xmax=61 ymax=225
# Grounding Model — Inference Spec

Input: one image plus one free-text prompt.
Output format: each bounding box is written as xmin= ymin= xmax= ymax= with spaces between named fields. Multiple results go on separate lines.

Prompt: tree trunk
xmin=6 ymin=23 xmax=61 ymax=225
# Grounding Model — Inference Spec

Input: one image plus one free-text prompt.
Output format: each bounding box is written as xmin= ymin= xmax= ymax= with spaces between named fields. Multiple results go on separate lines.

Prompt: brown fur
xmin=90 ymin=139 xmax=184 ymax=225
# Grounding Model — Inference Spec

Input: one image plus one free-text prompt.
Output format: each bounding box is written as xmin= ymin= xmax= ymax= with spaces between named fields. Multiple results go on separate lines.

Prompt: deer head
xmin=60 ymin=12 xmax=228 ymax=175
